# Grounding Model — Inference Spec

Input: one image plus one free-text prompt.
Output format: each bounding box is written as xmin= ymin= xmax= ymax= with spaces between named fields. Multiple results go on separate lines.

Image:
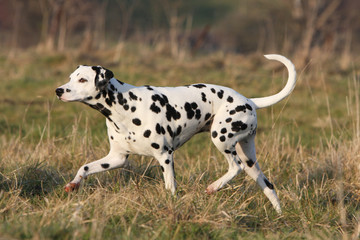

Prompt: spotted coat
xmin=55 ymin=54 xmax=297 ymax=215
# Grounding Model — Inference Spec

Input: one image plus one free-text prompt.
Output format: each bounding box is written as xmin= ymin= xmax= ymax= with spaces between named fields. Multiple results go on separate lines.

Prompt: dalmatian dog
xmin=55 ymin=54 xmax=296 ymax=214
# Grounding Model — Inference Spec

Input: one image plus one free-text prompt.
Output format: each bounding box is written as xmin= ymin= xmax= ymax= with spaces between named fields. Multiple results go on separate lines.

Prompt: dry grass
xmin=0 ymin=49 xmax=359 ymax=239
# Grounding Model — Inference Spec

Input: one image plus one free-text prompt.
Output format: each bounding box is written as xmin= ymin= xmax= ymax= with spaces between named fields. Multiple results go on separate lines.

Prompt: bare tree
xmin=8 ymin=0 xmax=24 ymax=57
xmin=160 ymin=0 xmax=193 ymax=61
xmin=113 ymin=0 xmax=138 ymax=61
xmin=293 ymin=0 xmax=342 ymax=68
xmin=57 ymin=0 xmax=71 ymax=51
xmin=93 ymin=0 xmax=108 ymax=50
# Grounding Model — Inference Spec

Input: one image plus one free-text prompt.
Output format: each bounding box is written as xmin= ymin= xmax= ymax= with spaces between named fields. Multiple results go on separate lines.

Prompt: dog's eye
xmin=79 ymin=78 xmax=88 ymax=83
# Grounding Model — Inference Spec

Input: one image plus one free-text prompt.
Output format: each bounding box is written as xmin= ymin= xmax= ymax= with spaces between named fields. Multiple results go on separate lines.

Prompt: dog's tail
xmin=250 ymin=54 xmax=296 ymax=109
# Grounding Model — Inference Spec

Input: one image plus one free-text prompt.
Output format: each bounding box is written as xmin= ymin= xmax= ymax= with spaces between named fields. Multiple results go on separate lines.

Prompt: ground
xmin=0 ymin=48 xmax=359 ymax=239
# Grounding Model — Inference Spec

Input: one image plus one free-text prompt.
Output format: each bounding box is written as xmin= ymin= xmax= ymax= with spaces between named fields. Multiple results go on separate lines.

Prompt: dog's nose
xmin=55 ymin=88 xmax=64 ymax=97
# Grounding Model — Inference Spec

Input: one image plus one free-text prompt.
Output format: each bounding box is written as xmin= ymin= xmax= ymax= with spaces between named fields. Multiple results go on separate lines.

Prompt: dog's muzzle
xmin=55 ymin=88 xmax=64 ymax=97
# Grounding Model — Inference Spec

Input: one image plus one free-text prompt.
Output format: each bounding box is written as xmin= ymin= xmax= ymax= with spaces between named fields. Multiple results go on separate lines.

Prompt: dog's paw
xmin=64 ymin=182 xmax=80 ymax=192
xmin=205 ymin=186 xmax=216 ymax=195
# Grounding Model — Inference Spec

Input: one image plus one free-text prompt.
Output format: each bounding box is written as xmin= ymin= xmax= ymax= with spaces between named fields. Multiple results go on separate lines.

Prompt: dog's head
xmin=55 ymin=65 xmax=113 ymax=102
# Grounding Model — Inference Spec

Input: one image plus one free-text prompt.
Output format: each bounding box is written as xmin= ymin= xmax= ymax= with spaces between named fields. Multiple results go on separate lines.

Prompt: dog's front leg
xmin=64 ymin=153 xmax=128 ymax=192
xmin=156 ymin=154 xmax=176 ymax=194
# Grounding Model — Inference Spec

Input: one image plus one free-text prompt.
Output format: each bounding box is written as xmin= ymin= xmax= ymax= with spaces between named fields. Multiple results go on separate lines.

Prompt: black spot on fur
xmin=132 ymin=118 xmax=141 ymax=126
xmin=191 ymin=102 xmax=198 ymax=109
xmin=165 ymin=104 xmax=181 ymax=121
xmin=156 ymin=123 xmax=165 ymax=135
xmin=224 ymin=150 xmax=231 ymax=154
xmin=105 ymin=69 xmax=114 ymax=80
xmin=145 ymin=85 xmax=153 ymax=90
xmin=143 ymin=130 xmax=151 ymax=138
xmin=264 ymin=178 xmax=274 ymax=190
xmin=201 ymin=92 xmax=207 ymax=102
xmin=129 ymin=91 xmax=138 ymax=101
xmin=231 ymin=121 xmax=247 ymax=132
xmin=151 ymin=143 xmax=160 ymax=149
xmin=101 ymin=163 xmax=110 ymax=169
xmin=228 ymin=133 xmax=234 ymax=138
xmin=84 ymin=166 xmax=89 ymax=171
xmin=205 ymin=113 xmax=211 ymax=121
xmin=192 ymin=84 xmax=206 ymax=88
xmin=221 ymin=128 xmax=227 ymax=134
xmin=105 ymin=98 xmax=113 ymax=106
xmin=229 ymin=110 xmax=236 ymax=115
xmin=107 ymin=90 xmax=116 ymax=105
xmin=246 ymin=159 xmax=254 ymax=168
xmin=195 ymin=109 xmax=201 ymax=120
xmin=100 ymin=108 xmax=112 ymax=118
xmin=92 ymin=103 xmax=113 ymax=119
xmin=176 ymin=125 xmax=182 ymax=136
xmin=131 ymin=106 xmax=136 ymax=112
xmin=110 ymin=136 xmax=114 ymax=140
xmin=165 ymin=159 xmax=171 ymax=164
xmin=184 ymin=102 xmax=195 ymax=119
xmin=113 ymin=122 xmax=120 ymax=130
xmin=152 ymin=94 xmax=167 ymax=106
xmin=123 ymin=104 xmax=129 ymax=111
xmin=162 ymin=94 xmax=169 ymax=104
xmin=219 ymin=136 xmax=226 ymax=142
xmin=212 ymin=131 xmax=218 ymax=138
xmin=245 ymin=103 xmax=253 ymax=111
xmin=226 ymin=118 xmax=232 ymax=123
xmin=117 ymin=93 xmax=125 ymax=105
xmin=161 ymin=166 xmax=165 ymax=172
xmin=92 ymin=66 xmax=101 ymax=88
xmin=167 ymin=125 xmax=174 ymax=138
xmin=217 ymin=90 xmax=224 ymax=99
xmin=211 ymin=88 xmax=216 ymax=93
xmin=150 ymin=103 xmax=161 ymax=113
xmin=227 ymin=96 xmax=234 ymax=103
xmin=235 ymin=105 xmax=246 ymax=112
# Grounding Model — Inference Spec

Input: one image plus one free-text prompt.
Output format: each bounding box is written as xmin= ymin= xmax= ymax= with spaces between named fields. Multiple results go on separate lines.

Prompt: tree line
xmin=1 ymin=0 xmax=359 ymax=67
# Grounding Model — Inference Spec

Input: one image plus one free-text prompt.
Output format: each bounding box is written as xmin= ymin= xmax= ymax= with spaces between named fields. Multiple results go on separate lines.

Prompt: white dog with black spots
xmin=55 ymin=54 xmax=296 ymax=214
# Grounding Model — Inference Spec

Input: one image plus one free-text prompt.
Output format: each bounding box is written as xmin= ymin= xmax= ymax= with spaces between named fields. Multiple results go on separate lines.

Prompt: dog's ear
xmin=92 ymin=66 xmax=113 ymax=91
xmin=104 ymin=68 xmax=114 ymax=81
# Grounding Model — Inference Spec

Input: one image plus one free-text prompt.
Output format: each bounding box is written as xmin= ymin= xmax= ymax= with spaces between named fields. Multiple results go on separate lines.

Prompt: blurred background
xmin=1 ymin=0 xmax=359 ymax=69
xmin=1 ymin=1 xmax=360 ymax=238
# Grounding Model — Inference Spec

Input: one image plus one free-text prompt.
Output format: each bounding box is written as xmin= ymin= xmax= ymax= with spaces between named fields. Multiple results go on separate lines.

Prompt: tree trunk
xmin=57 ymin=0 xmax=69 ymax=51
xmin=8 ymin=0 xmax=23 ymax=57
xmin=340 ymin=29 xmax=352 ymax=71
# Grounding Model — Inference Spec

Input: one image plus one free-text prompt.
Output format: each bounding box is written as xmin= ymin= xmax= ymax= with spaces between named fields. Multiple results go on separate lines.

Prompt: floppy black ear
xmin=92 ymin=66 xmax=112 ymax=91
xmin=104 ymin=68 xmax=114 ymax=80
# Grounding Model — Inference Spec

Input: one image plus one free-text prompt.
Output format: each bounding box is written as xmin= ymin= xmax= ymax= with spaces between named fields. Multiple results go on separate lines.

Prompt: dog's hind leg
xmin=205 ymin=150 xmax=244 ymax=194
xmin=235 ymin=135 xmax=282 ymax=214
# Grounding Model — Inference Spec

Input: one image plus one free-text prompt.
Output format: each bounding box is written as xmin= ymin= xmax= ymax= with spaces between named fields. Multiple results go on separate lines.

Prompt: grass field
xmin=0 ymin=48 xmax=359 ymax=239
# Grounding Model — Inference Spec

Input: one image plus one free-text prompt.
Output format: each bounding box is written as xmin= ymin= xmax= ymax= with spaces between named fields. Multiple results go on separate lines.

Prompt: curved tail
xmin=250 ymin=54 xmax=296 ymax=109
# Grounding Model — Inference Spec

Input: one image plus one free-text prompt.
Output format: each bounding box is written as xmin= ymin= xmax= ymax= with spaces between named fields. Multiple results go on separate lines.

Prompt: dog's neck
xmin=83 ymin=78 xmax=136 ymax=121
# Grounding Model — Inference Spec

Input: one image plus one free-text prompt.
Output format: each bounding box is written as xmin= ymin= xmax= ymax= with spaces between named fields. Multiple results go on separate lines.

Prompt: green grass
xmin=0 ymin=48 xmax=359 ymax=239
